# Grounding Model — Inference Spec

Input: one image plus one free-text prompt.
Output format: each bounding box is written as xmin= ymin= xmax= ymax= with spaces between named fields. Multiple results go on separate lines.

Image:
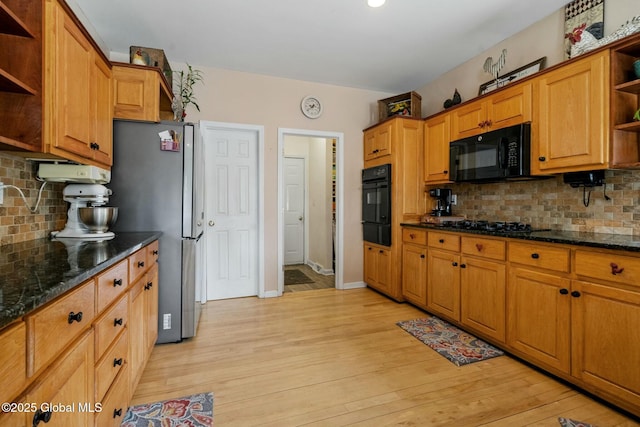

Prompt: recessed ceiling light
xmin=368 ymin=0 xmax=386 ymax=7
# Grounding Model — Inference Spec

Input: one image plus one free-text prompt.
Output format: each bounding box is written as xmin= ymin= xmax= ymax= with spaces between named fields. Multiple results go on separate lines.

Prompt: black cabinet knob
xmin=531 ymin=253 xmax=540 ymax=259
xmin=452 ymin=262 xmax=458 ymax=267
xmin=559 ymin=288 xmax=569 ymax=295
xmin=114 ymin=318 xmax=123 ymax=326
xmin=32 ymin=409 xmax=52 ymax=426
xmin=571 ymin=290 xmax=581 ymax=298
xmin=113 ymin=408 xmax=123 ymax=418
xmin=420 ymin=254 xmax=425 ymax=259
xmin=67 ymin=311 xmax=83 ymax=324
xmin=153 ymin=250 xmax=159 ymax=255
xmin=538 ymin=156 xmax=546 ymax=161
xmin=460 ymin=264 xmax=466 ymax=268
xmin=443 ymin=170 xmax=448 ymax=174
xmin=113 ymin=278 xmax=123 ymax=287
xmin=113 ymin=357 xmax=123 ymax=367
xmin=439 ymin=239 xmax=444 ymax=243
xmin=137 ymin=261 xmax=145 ymax=268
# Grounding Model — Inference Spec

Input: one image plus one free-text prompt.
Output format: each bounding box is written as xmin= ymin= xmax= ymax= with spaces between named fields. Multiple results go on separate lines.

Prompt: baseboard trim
xmin=342 ymin=281 xmax=367 ymax=290
xmin=262 ymin=290 xmax=280 ymax=298
xmin=307 ymin=260 xmax=334 ymax=276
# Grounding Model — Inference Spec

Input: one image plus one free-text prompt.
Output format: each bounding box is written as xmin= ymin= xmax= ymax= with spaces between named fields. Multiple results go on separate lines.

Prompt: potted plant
xmin=172 ymin=64 xmax=203 ymax=121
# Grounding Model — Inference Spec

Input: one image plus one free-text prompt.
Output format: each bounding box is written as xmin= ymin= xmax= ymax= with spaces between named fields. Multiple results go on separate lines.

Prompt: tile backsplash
xmin=0 ymin=153 xmax=66 ymax=246
xmin=438 ymin=169 xmax=640 ymax=235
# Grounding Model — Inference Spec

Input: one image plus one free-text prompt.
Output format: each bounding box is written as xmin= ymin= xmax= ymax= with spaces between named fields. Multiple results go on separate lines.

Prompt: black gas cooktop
xmin=435 ymin=220 xmax=550 ymax=234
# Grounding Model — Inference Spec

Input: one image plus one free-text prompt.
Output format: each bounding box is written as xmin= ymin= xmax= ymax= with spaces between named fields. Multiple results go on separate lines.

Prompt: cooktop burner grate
xmin=436 ymin=220 xmax=550 ymax=234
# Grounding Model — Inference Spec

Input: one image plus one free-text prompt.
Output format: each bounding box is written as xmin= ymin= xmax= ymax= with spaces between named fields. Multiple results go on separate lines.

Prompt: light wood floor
xmin=132 ymin=288 xmax=639 ymax=426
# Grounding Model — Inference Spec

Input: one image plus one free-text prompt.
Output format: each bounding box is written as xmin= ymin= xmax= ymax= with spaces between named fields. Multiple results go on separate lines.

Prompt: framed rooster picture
xmin=564 ymin=0 xmax=605 ymax=59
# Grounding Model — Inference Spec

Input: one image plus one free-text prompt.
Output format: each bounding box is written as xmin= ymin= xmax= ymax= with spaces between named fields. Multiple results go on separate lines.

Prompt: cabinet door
xmin=424 ymin=114 xmax=452 ymax=183
xmin=128 ymin=275 xmax=146 ymax=394
xmin=375 ymin=247 xmax=392 ymax=293
xmin=53 ymin=3 xmax=93 ymax=159
xmin=533 ymin=50 xmax=609 ymax=174
xmin=507 ymin=267 xmax=571 ymax=373
xmin=374 ymin=122 xmax=392 ymax=158
xmin=486 ymin=82 xmax=532 ymax=131
xmin=90 ymin=54 xmax=113 ymax=166
xmin=451 ymin=100 xmax=487 ymax=140
xmin=113 ymin=65 xmax=159 ymax=122
xmin=460 ymin=257 xmax=506 ymax=342
xmin=427 ymin=249 xmax=460 ymax=321
xmin=398 ymin=119 xmax=423 ymax=216
xmin=363 ymin=245 xmax=378 ymax=285
xmin=571 ymin=280 xmax=640 ymax=409
xmin=145 ymin=263 xmax=159 ymax=352
xmin=26 ymin=331 xmax=94 ymax=427
xmin=402 ymin=244 xmax=427 ymax=306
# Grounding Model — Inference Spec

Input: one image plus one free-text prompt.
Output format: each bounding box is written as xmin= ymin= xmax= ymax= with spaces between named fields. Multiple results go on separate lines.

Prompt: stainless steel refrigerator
xmin=110 ymin=120 xmax=204 ymax=343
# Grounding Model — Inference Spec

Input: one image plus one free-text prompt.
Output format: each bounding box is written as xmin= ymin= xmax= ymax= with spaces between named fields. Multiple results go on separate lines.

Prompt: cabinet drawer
xmin=403 ymin=228 xmax=427 ymax=245
xmin=147 ymin=240 xmax=159 ymax=265
xmin=96 ymin=328 xmax=128 ymax=402
xmin=428 ymin=232 xmax=460 ymax=252
xmin=575 ymin=250 xmax=640 ymax=288
xmin=27 ymin=280 xmax=95 ymax=376
xmin=129 ymin=248 xmax=148 ymax=284
xmin=0 ymin=322 xmax=26 ymax=404
xmin=94 ymin=294 xmax=128 ymax=359
xmin=461 ymin=236 xmax=506 ymax=261
xmin=96 ymin=259 xmax=129 ymax=312
xmin=96 ymin=364 xmax=129 ymax=427
xmin=508 ymin=242 xmax=570 ymax=273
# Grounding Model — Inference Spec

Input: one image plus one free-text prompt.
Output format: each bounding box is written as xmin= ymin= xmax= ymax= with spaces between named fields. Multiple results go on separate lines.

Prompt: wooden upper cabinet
xmin=532 ymin=50 xmax=610 ymax=174
xmin=43 ymin=0 xmax=113 ymax=168
xmin=363 ymin=121 xmax=392 ymax=161
xmin=451 ymin=82 xmax=532 ymax=140
xmin=424 ymin=113 xmax=452 ymax=184
xmin=113 ymin=63 xmax=174 ymax=123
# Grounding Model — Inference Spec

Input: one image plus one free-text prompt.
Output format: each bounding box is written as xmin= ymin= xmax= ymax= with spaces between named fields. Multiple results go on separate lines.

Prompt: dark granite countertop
xmin=0 ymin=232 xmax=161 ymax=330
xmin=401 ymin=223 xmax=640 ymax=252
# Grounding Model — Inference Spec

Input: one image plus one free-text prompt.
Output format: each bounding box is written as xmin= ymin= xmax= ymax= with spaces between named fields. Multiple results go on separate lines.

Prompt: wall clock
xmin=301 ymin=95 xmax=323 ymax=119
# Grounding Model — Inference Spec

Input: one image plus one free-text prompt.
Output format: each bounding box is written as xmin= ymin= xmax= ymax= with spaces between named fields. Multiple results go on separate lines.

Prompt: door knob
xmin=299 ymin=216 xmax=303 ymax=221
xmin=208 ymin=220 xmax=215 ymax=226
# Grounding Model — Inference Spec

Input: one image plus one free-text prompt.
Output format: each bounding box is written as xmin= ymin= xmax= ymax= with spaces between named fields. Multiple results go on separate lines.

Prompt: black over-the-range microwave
xmin=449 ymin=123 xmax=531 ymax=183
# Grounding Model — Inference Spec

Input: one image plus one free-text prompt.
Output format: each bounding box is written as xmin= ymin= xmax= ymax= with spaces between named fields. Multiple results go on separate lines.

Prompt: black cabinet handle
xmin=379 ymin=250 xmax=384 ymax=254
xmin=571 ymin=291 xmax=581 ymax=298
xmin=113 ymin=408 xmax=123 ymax=418
xmin=32 ymin=408 xmax=52 ymax=426
xmin=443 ymin=170 xmax=448 ymax=174
xmin=153 ymin=250 xmax=159 ymax=255
xmin=460 ymin=264 xmax=466 ymax=268
xmin=68 ymin=311 xmax=83 ymax=324
xmin=420 ymin=254 xmax=425 ymax=259
xmin=531 ymin=253 xmax=540 ymax=259
xmin=137 ymin=261 xmax=145 ymax=268
xmin=559 ymin=288 xmax=569 ymax=295
xmin=114 ymin=318 xmax=123 ymax=327
xmin=452 ymin=262 xmax=458 ymax=267
xmin=538 ymin=156 xmax=546 ymax=161
xmin=439 ymin=239 xmax=444 ymax=243
xmin=113 ymin=357 xmax=123 ymax=367
xmin=113 ymin=278 xmax=123 ymax=287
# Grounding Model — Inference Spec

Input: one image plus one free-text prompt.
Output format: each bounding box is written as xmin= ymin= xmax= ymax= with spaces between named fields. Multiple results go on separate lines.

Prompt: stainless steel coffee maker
xmin=429 ymin=188 xmax=452 ymax=216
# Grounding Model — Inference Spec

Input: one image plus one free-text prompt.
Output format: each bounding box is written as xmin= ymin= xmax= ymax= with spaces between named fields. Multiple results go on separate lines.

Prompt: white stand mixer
xmin=51 ymin=184 xmax=115 ymax=240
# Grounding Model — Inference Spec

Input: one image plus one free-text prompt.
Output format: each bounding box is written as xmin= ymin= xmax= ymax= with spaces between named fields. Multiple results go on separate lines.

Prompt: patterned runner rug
xmin=397 ymin=316 xmax=504 ymax=366
xmin=121 ymin=392 xmax=214 ymax=426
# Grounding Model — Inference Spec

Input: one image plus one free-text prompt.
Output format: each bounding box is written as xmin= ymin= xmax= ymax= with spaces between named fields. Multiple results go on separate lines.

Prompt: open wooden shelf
xmin=0 ymin=67 xmax=36 ymax=94
xmin=0 ymin=1 xmax=34 ymax=38
xmin=615 ymin=78 xmax=640 ymax=94
xmin=614 ymin=121 xmax=640 ymax=132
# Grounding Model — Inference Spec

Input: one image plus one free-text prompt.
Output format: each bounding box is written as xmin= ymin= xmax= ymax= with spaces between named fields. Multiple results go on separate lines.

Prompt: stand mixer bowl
xmin=78 ymin=207 xmax=118 ymax=233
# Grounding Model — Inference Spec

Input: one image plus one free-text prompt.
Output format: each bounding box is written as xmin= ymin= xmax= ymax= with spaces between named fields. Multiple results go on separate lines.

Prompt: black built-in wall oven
xmin=362 ymin=164 xmax=391 ymax=246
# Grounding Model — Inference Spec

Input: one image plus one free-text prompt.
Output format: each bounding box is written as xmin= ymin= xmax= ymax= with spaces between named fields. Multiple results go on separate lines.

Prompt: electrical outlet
xmin=451 ymin=194 xmax=457 ymax=205
xmin=163 ymin=313 xmax=171 ymax=330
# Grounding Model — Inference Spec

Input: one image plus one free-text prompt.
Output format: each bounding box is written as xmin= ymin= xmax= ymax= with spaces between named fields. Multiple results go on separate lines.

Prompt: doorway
xmin=200 ymin=121 xmax=265 ymax=300
xmin=278 ymin=128 xmax=344 ymax=295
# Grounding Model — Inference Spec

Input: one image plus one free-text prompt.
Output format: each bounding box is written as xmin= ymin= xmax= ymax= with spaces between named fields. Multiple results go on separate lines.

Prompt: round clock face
xmin=301 ymin=96 xmax=323 ymax=119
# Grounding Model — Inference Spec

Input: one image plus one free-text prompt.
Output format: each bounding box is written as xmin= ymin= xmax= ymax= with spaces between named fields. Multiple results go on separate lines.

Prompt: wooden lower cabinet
xmin=571 ymin=280 xmax=640 ymax=411
xmin=96 ymin=365 xmax=129 ymax=427
xmin=427 ymin=249 xmax=460 ymax=321
xmin=460 ymin=256 xmax=506 ymax=342
xmin=507 ymin=267 xmax=571 ymax=373
xmin=363 ymin=243 xmax=392 ymax=296
xmin=401 ymin=244 xmax=427 ymax=306
xmin=25 ymin=330 xmax=95 ymax=427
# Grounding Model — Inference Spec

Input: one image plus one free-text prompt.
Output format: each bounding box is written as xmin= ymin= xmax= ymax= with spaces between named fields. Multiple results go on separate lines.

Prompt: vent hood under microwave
xmin=37 ymin=164 xmax=111 ymax=184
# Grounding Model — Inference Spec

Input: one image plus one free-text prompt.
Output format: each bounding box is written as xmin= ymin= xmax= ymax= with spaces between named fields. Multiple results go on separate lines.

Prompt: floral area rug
xmin=558 ymin=417 xmax=596 ymax=427
xmin=121 ymin=392 xmax=213 ymax=426
xmin=396 ymin=316 xmax=504 ymax=366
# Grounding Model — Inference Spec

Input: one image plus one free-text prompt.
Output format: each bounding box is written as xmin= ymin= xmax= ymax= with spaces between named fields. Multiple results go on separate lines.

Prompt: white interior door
xmin=203 ymin=126 xmax=259 ymax=300
xmin=284 ymin=157 xmax=305 ymax=265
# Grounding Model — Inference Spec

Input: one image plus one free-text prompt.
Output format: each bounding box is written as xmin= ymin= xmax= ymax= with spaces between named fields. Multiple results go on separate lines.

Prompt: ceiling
xmin=73 ymin=0 xmax=570 ymax=94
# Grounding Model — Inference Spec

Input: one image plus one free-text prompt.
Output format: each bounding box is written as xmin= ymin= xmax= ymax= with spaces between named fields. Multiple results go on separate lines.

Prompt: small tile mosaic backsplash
xmin=437 ymin=169 xmax=640 ymax=235
xmin=0 ymin=153 xmax=66 ymax=246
